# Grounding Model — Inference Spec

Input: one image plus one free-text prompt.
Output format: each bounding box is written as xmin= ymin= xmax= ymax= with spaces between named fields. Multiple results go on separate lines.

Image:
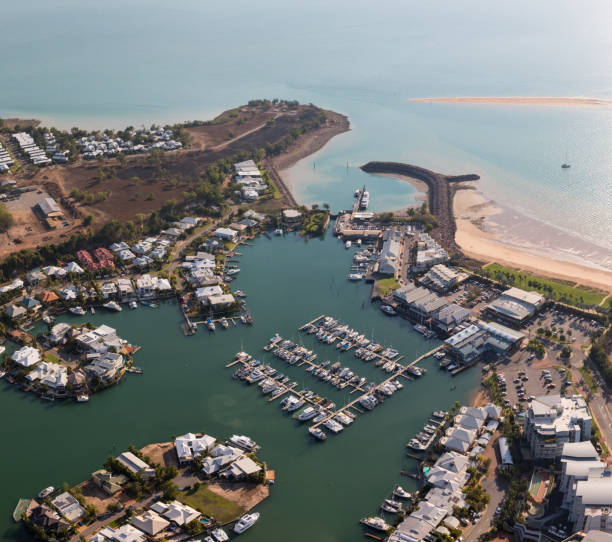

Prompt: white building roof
xmin=130 ymin=510 xmax=169 ymax=536
xmin=11 ymin=346 xmax=41 ymax=367
xmin=162 ymin=501 xmax=200 ymax=526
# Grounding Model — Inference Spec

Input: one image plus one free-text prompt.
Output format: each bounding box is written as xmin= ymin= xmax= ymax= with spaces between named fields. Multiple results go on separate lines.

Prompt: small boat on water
xmin=207 ymin=318 xmax=216 ymax=331
xmin=380 ymin=305 xmax=397 ymax=316
xmin=234 ymin=512 xmax=259 ymax=534
xmin=141 ymin=300 xmax=159 ymax=308
xmin=69 ymin=306 xmax=86 ymax=315
xmin=348 ymin=273 xmax=363 ymax=281
xmin=360 ymin=517 xmax=390 ymax=531
xmin=226 ymin=268 xmax=240 ymax=275
xmin=38 ymin=486 xmax=54 ymax=499
xmin=76 ymin=394 xmax=89 ymax=402
xmin=102 ymin=301 xmax=122 ymax=312
xmin=42 ymin=314 xmax=53 ymax=324
xmin=394 ymin=486 xmax=412 ymax=499
xmin=129 ymin=300 xmax=138 ymax=309
xmin=274 ymin=228 xmax=283 ymax=235
xmin=90 ymin=307 xmax=95 ymax=314
xmin=295 ymin=406 xmax=318 ymax=421
xmin=212 ymin=528 xmax=229 ymax=542
xmin=0 ymin=370 xmax=6 ymax=379
xmin=234 ymin=290 xmax=247 ymax=298
xmin=345 ymin=240 xmax=352 ymax=249
xmin=220 ymin=318 xmax=229 ymax=329
xmin=309 ymin=426 xmax=327 ymax=441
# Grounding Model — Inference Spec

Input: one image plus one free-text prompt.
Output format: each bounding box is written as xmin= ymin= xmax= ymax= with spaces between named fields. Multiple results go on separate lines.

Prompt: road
xmin=463 ymin=435 xmax=509 ymax=542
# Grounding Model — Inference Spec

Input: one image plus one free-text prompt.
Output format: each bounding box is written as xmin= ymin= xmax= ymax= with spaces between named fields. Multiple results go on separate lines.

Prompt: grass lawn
xmin=178 ymin=484 xmax=244 ymax=524
xmin=377 ymin=277 xmax=400 ymax=296
xmin=578 ymin=366 xmax=598 ymax=392
xmin=480 ymin=263 xmax=606 ymax=307
xmin=44 ymin=352 xmax=60 ymax=364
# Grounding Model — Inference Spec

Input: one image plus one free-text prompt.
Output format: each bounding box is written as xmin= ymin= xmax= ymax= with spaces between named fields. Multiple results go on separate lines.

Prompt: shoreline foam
xmin=453 ymin=184 xmax=612 ymax=292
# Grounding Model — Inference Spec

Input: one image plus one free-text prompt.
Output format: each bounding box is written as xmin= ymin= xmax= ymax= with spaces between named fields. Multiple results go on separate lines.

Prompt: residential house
xmin=30 ymin=505 xmax=70 ymax=533
xmin=11 ymin=346 xmax=41 ymax=367
xmin=26 ymin=270 xmax=46 ymax=285
xmin=214 ymin=227 xmax=238 ymax=241
xmin=136 ymin=274 xmax=154 ymax=297
xmin=116 ymin=452 xmax=155 ymax=477
xmin=26 ymin=362 xmax=68 ymax=389
xmin=5 ymin=304 xmax=27 ymax=320
xmin=174 ymin=433 xmax=216 ymax=464
xmin=51 ymin=491 xmax=85 ymax=522
xmin=130 ymin=510 xmax=170 ymax=536
xmin=196 ymin=285 xmax=223 ymax=304
xmin=49 ymin=322 xmax=72 ymax=344
xmin=221 ymin=456 xmax=262 ymax=479
xmin=84 ymin=352 xmax=125 ymax=381
xmin=92 ymin=470 xmax=128 ymax=495
xmin=64 ymin=261 xmax=84 ymax=274
xmin=209 ymin=294 xmax=236 ymax=307
xmin=161 ymin=501 xmax=200 ymax=526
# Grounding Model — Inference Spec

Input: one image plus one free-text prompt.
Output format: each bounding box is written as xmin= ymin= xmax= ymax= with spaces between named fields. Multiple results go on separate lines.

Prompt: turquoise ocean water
xmin=1 ymin=0 xmax=612 ymax=264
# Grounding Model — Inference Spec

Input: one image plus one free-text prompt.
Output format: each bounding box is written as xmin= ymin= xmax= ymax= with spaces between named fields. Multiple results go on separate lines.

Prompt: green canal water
xmin=0 ymin=233 xmax=479 ymax=541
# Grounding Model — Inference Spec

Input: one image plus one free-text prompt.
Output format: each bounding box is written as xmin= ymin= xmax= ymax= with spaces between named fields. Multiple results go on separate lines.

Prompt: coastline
xmin=453 ymin=183 xmax=612 ymax=292
xmin=410 ymin=96 xmax=612 ymax=107
xmin=369 ymin=172 xmax=428 ymax=205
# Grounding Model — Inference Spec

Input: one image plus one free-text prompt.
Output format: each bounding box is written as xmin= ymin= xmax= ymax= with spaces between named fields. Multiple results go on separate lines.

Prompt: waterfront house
xmin=209 ymin=293 xmax=236 ymax=307
xmin=12 ymin=346 xmax=41 ymax=367
xmin=130 ymin=510 xmax=170 ymax=536
xmin=214 ymin=227 xmax=238 ymax=241
xmin=174 ymin=433 xmax=216 ymax=464
xmin=49 ymin=323 xmax=72 ymax=344
xmin=92 ymin=469 xmax=128 ymax=495
xmin=117 ymin=452 xmax=155 ymax=478
xmin=76 ymin=324 xmax=126 ymax=354
xmin=116 ymin=278 xmax=134 ymax=299
xmin=84 ymin=352 xmax=125 ymax=381
xmin=196 ymin=285 xmax=223 ymax=304
xmin=229 ymin=222 xmax=248 ymax=233
xmin=30 ymin=505 xmax=70 ymax=534
xmin=238 ymin=218 xmax=258 ymax=229
xmin=244 ymin=209 xmax=265 ymax=221
xmin=161 ymin=501 xmax=201 ymax=526
xmin=221 ymin=456 xmax=262 ymax=479
xmin=136 ymin=274 xmax=155 ymax=297
xmin=282 ymin=209 xmax=302 ymax=224
xmin=26 ymin=362 xmax=68 ymax=389
xmin=202 ymin=445 xmax=243 ymax=475
xmin=153 ymin=277 xmax=172 ymax=292
xmin=5 ymin=304 xmax=27 ymax=320
xmin=51 ymin=491 xmax=85 ymax=522
xmin=101 ymin=282 xmax=118 ymax=299
xmin=454 ymin=414 xmax=484 ymax=432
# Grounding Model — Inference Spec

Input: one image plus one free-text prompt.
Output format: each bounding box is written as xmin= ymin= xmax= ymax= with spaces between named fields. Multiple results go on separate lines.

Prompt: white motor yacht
xmin=234 ymin=512 xmax=260 ymax=534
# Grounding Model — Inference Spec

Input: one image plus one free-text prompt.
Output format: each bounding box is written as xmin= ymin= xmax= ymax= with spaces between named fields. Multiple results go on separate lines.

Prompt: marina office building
xmin=525 ymin=395 xmax=592 ymax=460
xmin=420 ymin=264 xmax=469 ymax=293
xmin=376 ymin=229 xmax=403 ymax=276
xmin=444 ymin=320 xmax=525 ymax=363
xmin=484 ymin=286 xmax=545 ymax=328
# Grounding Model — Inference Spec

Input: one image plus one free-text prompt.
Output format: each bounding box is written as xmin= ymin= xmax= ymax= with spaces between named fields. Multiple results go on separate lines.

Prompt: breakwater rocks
xmin=360 ymin=161 xmax=480 ymax=253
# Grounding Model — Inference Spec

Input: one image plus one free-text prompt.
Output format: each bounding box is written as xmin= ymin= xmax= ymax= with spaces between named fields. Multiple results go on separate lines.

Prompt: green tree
xmin=0 ymin=203 xmax=14 ymax=231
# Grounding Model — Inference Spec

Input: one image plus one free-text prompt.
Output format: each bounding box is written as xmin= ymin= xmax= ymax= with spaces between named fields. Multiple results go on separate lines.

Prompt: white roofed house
xmin=116 ymin=451 xmax=155 ymax=478
xmin=5 ymin=304 xmax=27 ymax=320
xmin=84 ymin=352 xmax=125 ymax=382
xmin=130 ymin=510 xmax=170 ymax=536
xmin=12 ymin=346 xmax=41 ymax=367
xmin=201 ymin=445 xmax=243 ymax=475
xmin=76 ymin=324 xmax=126 ymax=354
xmin=221 ymin=456 xmax=262 ymax=480
xmin=49 ymin=322 xmax=72 ymax=344
xmin=64 ymin=261 xmax=84 ymax=274
xmin=26 ymin=362 xmax=68 ymax=390
xmin=209 ymin=294 xmax=236 ymax=307
xmin=116 ymin=278 xmax=134 ymax=300
xmin=136 ymin=274 xmax=154 ymax=298
xmin=196 ymin=285 xmax=223 ymax=304
xmin=153 ymin=276 xmax=172 ymax=293
xmin=174 ymin=433 xmax=216 ymax=465
xmin=214 ymin=227 xmax=238 ymax=241
xmin=51 ymin=491 xmax=85 ymax=522
xmin=161 ymin=501 xmax=200 ymax=526
xmin=118 ymin=249 xmax=136 ymax=262
xmin=101 ymin=282 xmax=118 ymax=299
xmin=149 ymin=247 xmax=166 ymax=261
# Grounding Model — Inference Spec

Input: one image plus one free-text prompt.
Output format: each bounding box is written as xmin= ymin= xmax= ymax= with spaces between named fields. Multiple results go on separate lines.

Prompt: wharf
xmin=310 ymin=344 xmax=443 ymax=430
xmin=298 ymin=314 xmax=325 ymax=331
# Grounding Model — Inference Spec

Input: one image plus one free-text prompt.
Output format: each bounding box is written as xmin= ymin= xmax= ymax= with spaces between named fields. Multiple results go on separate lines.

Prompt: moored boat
xmin=360 ymin=516 xmax=390 ymax=531
xmin=309 ymin=426 xmax=327 ymax=441
xmin=69 ymin=306 xmax=86 ymax=315
xmin=233 ymin=512 xmax=259 ymax=534
xmin=102 ymin=301 xmax=122 ymax=312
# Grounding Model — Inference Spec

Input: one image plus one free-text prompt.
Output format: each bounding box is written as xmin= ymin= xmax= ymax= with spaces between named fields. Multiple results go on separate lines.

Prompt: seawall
xmin=360 ymin=161 xmax=480 ymax=253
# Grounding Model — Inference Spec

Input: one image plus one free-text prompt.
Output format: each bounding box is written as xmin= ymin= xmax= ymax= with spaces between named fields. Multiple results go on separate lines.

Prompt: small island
xmin=17 ymin=432 xmax=270 ymax=542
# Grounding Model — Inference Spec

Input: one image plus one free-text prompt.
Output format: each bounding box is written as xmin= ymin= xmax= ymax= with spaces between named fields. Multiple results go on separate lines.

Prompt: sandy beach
xmin=453 ymin=184 xmax=612 ymax=292
xmin=411 ymin=96 xmax=612 ymax=107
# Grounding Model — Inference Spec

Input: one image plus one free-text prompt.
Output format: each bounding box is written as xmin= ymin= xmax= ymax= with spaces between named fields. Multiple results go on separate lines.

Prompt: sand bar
xmin=411 ymin=96 xmax=612 ymax=107
xmin=453 ymin=186 xmax=612 ymax=292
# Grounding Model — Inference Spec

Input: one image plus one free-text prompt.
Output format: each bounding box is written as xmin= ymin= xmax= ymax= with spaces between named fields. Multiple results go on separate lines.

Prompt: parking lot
xmin=493 ymin=349 xmax=568 ymax=408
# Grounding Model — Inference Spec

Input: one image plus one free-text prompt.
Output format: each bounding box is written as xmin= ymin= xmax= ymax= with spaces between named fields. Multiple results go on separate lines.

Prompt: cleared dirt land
xmin=2 ymin=103 xmax=345 ymax=253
